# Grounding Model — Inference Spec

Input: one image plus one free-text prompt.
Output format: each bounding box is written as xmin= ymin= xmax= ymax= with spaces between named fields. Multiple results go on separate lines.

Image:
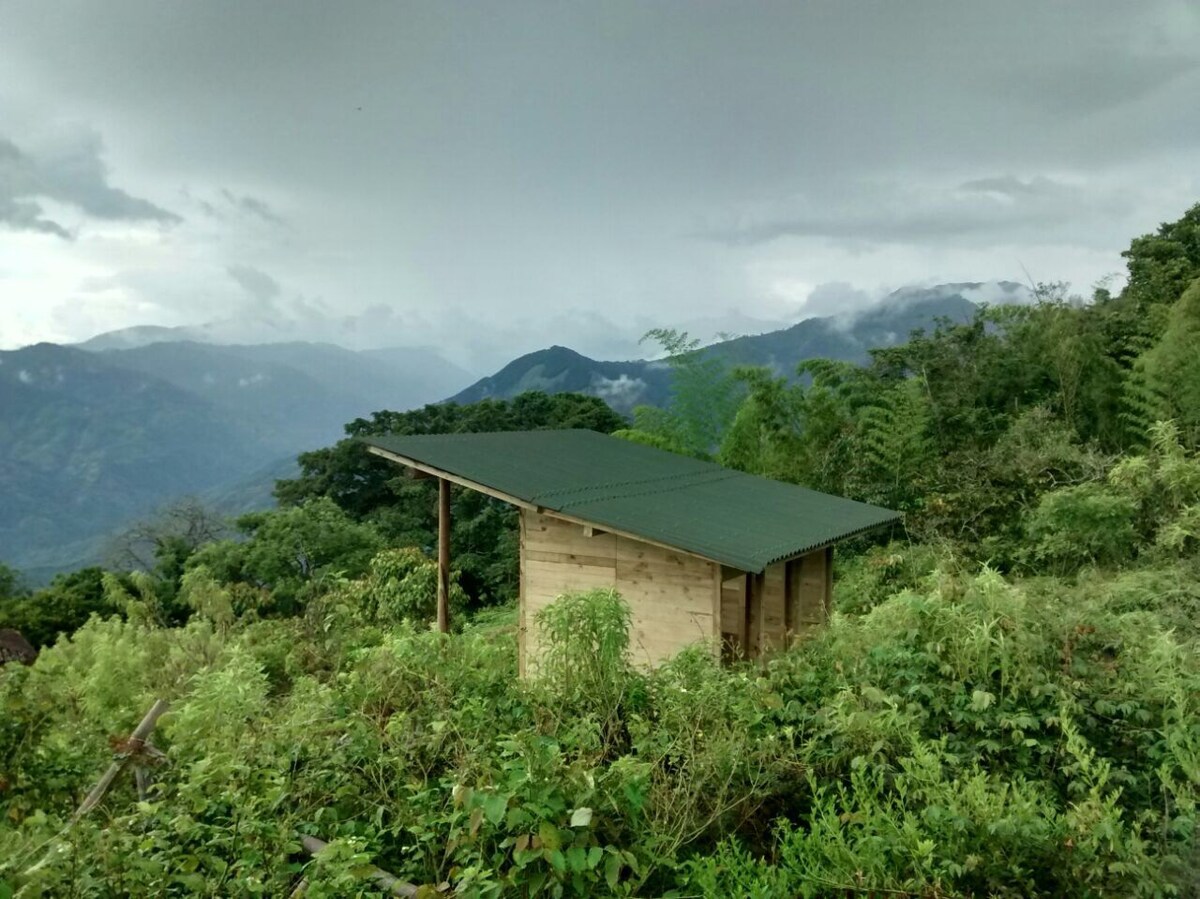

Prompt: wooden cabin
xmin=364 ymin=429 xmax=899 ymax=673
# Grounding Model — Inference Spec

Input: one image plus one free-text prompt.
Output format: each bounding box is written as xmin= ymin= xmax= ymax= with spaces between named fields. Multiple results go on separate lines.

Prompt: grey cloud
xmin=0 ymin=196 xmax=71 ymax=238
xmin=0 ymin=132 xmax=178 ymax=237
xmin=801 ymin=283 xmax=876 ymax=318
xmin=1002 ymin=46 xmax=1199 ymax=116
xmin=703 ymin=176 xmax=1133 ymax=248
xmin=590 ymin=374 xmax=649 ymax=410
xmin=958 ymin=176 xmax=1073 ymax=199
xmin=226 ymin=264 xmax=282 ymax=306
xmin=0 ymin=138 xmax=70 ymax=237
xmin=220 ymin=189 xmax=283 ymax=225
xmin=1 ymin=1 xmax=1198 ymax=351
xmin=35 ymin=130 xmax=180 ymax=223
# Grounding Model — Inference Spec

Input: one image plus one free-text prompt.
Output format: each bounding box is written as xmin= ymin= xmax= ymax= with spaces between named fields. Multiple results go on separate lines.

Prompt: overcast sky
xmin=1 ymin=1 xmax=1198 ymax=370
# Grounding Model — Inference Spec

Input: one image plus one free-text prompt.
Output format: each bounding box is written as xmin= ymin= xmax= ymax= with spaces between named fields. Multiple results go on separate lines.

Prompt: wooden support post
xmin=437 ymin=477 xmax=450 ymax=634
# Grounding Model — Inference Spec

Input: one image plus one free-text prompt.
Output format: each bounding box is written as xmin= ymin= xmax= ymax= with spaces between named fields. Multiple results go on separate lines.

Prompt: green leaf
xmin=482 ymin=793 xmax=508 ymax=826
xmin=605 ymin=853 xmax=622 ymax=889
xmin=569 ymin=806 xmax=593 ymax=828
xmin=527 ymin=869 xmax=548 ymax=894
xmin=566 ymin=845 xmax=587 ymax=873
xmin=971 ymin=689 xmax=995 ymax=711
xmin=538 ymin=820 xmax=561 ymax=852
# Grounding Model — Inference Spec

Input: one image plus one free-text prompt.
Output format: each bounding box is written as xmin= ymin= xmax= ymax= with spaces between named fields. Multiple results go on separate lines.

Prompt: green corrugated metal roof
xmin=362 ymin=429 xmax=900 ymax=573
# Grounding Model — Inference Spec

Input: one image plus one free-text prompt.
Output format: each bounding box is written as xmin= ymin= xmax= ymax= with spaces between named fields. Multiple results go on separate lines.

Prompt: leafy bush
xmin=333 ymin=546 xmax=470 ymax=628
xmin=833 ymin=540 xmax=962 ymax=614
xmin=1025 ymin=481 xmax=1138 ymax=572
xmin=721 ymin=567 xmax=1200 ymax=897
xmin=0 ymin=567 xmax=115 ymax=648
xmin=1027 ymin=419 xmax=1200 ymax=573
xmin=1 ymin=570 xmax=1194 ymax=897
xmin=189 ymin=497 xmax=385 ymax=615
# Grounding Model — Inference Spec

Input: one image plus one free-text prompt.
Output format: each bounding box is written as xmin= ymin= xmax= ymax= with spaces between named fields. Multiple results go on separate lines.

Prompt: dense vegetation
xmin=1 ymin=205 xmax=1199 ymax=896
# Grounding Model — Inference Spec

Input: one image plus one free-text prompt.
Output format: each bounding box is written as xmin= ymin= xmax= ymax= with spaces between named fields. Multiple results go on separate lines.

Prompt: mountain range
xmin=0 ymin=339 xmax=470 ymax=580
xmin=451 ymin=283 xmax=1005 ymax=412
xmin=1 ymin=282 xmax=1018 ymax=581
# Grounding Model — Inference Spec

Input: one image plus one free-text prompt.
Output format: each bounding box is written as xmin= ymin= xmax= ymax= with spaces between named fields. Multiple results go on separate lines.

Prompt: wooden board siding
xmin=615 ymin=538 xmax=718 ymax=666
xmin=519 ymin=512 xmax=834 ymax=672
xmin=720 ymin=573 xmax=745 ymax=658
xmin=760 ymin=562 xmax=788 ymax=653
xmin=786 ymin=546 xmax=832 ymax=640
xmin=716 ymin=548 xmax=834 ymax=661
xmin=519 ymin=510 xmax=720 ymax=673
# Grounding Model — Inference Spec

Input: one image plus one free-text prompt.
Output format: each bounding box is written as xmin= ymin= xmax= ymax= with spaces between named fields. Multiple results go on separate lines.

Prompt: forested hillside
xmin=0 ymin=343 xmax=269 ymax=578
xmin=1 ymin=206 xmax=1199 ymax=896
xmin=0 ymin=339 xmax=471 ymax=579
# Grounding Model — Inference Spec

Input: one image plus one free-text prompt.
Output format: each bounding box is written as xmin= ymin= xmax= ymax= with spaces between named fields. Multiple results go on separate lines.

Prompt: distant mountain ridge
xmin=0 ymin=343 xmax=266 ymax=577
xmin=450 ymin=345 xmax=674 ymax=412
xmin=450 ymin=282 xmax=1012 ymax=411
xmin=93 ymin=340 xmax=472 ymax=453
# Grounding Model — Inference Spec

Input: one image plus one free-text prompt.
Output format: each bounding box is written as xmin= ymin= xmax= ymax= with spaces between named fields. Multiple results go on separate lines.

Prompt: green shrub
xmin=0 ymin=573 xmax=1195 ymax=897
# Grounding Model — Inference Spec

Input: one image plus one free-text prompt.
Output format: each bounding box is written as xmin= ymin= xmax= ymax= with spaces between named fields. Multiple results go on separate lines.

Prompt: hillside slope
xmin=0 ymin=344 xmax=267 ymax=572
xmin=1 ymin=339 xmax=473 ymax=578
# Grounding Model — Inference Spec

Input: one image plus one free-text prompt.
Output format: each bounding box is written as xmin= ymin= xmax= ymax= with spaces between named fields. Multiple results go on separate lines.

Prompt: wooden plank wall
xmin=717 ymin=547 xmax=834 ymax=661
xmin=720 ymin=573 xmax=745 ymax=657
xmin=786 ymin=546 xmax=832 ymax=639
xmin=761 ymin=562 xmax=787 ymax=653
xmin=520 ymin=510 xmax=720 ymax=673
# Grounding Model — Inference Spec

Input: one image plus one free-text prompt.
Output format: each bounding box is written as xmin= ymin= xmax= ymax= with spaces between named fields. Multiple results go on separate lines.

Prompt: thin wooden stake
xmin=300 ymin=835 xmax=421 ymax=898
xmin=70 ymin=699 xmax=169 ymax=826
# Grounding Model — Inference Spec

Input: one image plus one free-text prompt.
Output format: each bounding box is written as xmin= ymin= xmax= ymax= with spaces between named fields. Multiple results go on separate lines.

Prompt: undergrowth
xmin=1 ymin=561 xmax=1197 ymax=897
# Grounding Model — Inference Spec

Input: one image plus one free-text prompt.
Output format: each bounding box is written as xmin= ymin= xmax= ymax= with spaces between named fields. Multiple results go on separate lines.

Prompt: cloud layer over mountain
xmin=1 ymin=2 xmax=1198 ymax=364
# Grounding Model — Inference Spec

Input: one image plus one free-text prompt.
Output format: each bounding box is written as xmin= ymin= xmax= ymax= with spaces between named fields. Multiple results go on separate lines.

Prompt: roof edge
xmin=362 ymin=432 xmax=903 ymax=574
xmin=365 ymin=444 xmax=538 ymax=510
xmin=365 ymin=442 xmax=733 ymax=568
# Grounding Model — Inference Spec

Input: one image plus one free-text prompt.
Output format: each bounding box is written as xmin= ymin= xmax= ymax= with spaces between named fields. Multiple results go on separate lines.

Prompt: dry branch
xmin=300 ymin=835 xmax=422 ymax=898
xmin=70 ymin=699 xmax=169 ymax=826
